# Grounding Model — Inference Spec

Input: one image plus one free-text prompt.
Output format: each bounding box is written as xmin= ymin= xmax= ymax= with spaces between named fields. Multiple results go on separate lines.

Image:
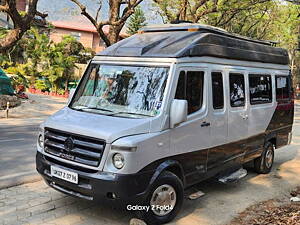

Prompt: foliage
xmin=41 ymin=35 xmax=85 ymax=92
xmin=127 ymin=6 xmax=147 ymax=35
xmin=0 ymin=0 xmax=47 ymax=52
xmin=153 ymin=0 xmax=300 ymax=83
xmin=34 ymin=80 xmax=48 ymax=91
xmin=4 ymin=63 xmax=30 ymax=88
xmin=0 ymin=27 xmax=94 ymax=94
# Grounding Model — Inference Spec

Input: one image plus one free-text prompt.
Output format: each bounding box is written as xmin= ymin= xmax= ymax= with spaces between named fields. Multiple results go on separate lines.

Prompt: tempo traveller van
xmin=36 ymin=24 xmax=294 ymax=224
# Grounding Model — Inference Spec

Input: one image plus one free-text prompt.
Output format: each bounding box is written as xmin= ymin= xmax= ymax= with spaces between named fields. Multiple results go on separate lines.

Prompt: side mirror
xmin=68 ymin=88 xmax=76 ymax=104
xmin=170 ymin=99 xmax=188 ymax=128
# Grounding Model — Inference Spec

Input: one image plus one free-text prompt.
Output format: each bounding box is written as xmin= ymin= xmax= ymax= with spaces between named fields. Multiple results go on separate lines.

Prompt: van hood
xmin=43 ymin=107 xmax=152 ymax=143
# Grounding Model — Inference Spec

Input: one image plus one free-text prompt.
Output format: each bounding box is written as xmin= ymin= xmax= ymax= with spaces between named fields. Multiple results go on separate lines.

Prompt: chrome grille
xmin=44 ymin=128 xmax=105 ymax=167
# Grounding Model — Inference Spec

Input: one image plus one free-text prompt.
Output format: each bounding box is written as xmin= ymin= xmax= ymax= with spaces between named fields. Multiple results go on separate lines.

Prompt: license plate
xmin=50 ymin=166 xmax=78 ymax=184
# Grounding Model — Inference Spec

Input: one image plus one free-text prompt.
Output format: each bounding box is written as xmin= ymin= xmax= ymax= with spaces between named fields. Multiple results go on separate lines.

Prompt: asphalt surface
xmin=0 ymin=120 xmax=42 ymax=189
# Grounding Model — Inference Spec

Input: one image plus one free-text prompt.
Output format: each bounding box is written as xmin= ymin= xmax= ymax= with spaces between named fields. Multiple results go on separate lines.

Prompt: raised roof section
xmin=97 ymin=24 xmax=289 ymax=65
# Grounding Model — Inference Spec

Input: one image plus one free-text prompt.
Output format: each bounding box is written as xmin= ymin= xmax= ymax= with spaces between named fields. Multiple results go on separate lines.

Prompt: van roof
xmin=97 ymin=24 xmax=289 ymax=65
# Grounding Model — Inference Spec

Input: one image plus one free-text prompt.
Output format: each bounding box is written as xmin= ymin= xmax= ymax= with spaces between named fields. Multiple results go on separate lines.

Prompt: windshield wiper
xmin=72 ymin=106 xmax=114 ymax=113
xmin=112 ymin=111 xmax=151 ymax=117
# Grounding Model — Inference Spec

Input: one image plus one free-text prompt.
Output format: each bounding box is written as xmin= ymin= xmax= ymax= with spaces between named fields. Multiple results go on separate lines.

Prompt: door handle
xmin=242 ymin=115 xmax=248 ymax=120
xmin=239 ymin=113 xmax=248 ymax=120
xmin=201 ymin=122 xmax=211 ymax=127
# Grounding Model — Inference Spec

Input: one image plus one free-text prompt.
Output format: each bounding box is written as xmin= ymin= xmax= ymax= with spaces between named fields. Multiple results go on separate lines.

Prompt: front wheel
xmin=254 ymin=142 xmax=275 ymax=174
xmin=136 ymin=171 xmax=184 ymax=225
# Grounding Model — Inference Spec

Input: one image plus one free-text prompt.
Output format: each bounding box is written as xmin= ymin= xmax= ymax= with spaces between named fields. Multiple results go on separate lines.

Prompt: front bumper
xmin=36 ymin=152 xmax=153 ymax=205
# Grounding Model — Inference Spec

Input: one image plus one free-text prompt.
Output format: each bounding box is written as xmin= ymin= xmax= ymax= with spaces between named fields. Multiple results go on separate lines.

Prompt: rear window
xmin=249 ymin=74 xmax=272 ymax=104
xmin=276 ymin=76 xmax=290 ymax=100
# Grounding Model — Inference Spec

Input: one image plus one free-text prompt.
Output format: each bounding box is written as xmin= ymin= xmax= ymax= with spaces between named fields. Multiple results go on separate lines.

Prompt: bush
xmin=56 ymin=89 xmax=66 ymax=95
xmin=35 ymin=80 xmax=48 ymax=92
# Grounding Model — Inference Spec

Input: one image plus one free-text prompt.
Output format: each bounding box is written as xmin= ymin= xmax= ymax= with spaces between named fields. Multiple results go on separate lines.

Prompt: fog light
xmin=38 ymin=134 xmax=44 ymax=148
xmin=113 ymin=153 xmax=124 ymax=169
xmin=107 ymin=192 xmax=117 ymax=199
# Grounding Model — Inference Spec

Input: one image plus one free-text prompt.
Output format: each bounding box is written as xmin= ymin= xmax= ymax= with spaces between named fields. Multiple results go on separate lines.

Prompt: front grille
xmin=44 ymin=128 xmax=105 ymax=167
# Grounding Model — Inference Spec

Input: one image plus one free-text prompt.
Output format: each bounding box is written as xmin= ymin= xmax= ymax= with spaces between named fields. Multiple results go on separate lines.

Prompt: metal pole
xmin=5 ymin=101 xmax=10 ymax=119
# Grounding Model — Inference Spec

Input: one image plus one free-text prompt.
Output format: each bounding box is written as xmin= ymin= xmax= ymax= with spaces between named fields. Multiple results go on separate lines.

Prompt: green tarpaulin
xmin=0 ymin=68 xmax=14 ymax=95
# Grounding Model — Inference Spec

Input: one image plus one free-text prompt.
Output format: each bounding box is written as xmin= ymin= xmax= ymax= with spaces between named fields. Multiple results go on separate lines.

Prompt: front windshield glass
xmin=70 ymin=64 xmax=169 ymax=118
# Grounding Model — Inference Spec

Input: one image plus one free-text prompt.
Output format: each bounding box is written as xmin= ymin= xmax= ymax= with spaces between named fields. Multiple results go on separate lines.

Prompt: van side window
xmin=175 ymin=71 xmax=204 ymax=114
xmin=249 ymin=74 xmax=272 ymax=104
xmin=229 ymin=73 xmax=245 ymax=107
xmin=175 ymin=71 xmax=186 ymax=100
xmin=211 ymin=72 xmax=224 ymax=109
xmin=276 ymin=76 xmax=290 ymax=100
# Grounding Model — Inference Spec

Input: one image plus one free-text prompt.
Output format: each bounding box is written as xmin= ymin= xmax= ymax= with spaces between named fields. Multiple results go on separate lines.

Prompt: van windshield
xmin=70 ymin=64 xmax=169 ymax=118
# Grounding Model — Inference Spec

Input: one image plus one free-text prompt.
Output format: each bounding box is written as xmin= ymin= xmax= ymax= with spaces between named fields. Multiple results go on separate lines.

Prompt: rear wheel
xmin=136 ymin=171 xmax=184 ymax=225
xmin=254 ymin=142 xmax=275 ymax=174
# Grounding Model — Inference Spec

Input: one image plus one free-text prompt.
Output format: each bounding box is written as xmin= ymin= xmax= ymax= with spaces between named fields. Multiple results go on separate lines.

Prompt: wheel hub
xmin=265 ymin=147 xmax=274 ymax=168
xmin=150 ymin=184 xmax=176 ymax=216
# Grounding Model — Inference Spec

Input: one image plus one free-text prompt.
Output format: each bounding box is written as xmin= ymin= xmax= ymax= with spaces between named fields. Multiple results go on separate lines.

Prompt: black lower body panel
xmin=36 ymin=152 xmax=153 ymax=206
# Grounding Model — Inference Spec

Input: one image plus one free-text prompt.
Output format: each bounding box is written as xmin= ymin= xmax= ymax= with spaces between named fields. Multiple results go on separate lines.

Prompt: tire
xmin=254 ymin=142 xmax=275 ymax=174
xmin=136 ymin=171 xmax=184 ymax=225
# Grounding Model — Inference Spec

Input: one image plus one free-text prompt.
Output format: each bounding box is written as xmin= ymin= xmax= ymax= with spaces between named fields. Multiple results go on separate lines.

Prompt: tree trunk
xmin=107 ymin=0 xmax=121 ymax=45
xmin=0 ymin=0 xmax=47 ymax=52
xmin=0 ymin=29 xmax=23 ymax=52
xmin=65 ymin=76 xmax=70 ymax=93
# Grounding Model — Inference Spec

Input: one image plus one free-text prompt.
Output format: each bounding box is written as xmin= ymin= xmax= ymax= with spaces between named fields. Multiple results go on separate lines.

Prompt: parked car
xmin=36 ymin=24 xmax=294 ymax=224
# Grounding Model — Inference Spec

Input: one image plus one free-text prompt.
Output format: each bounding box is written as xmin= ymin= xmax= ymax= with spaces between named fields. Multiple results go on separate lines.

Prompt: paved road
xmin=0 ymin=93 xmax=66 ymax=189
xmin=0 ymin=119 xmax=43 ymax=189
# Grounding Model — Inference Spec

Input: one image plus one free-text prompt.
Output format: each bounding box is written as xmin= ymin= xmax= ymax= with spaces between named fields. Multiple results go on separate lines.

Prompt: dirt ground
xmin=229 ymin=187 xmax=300 ymax=225
xmin=0 ymin=93 xmax=67 ymax=119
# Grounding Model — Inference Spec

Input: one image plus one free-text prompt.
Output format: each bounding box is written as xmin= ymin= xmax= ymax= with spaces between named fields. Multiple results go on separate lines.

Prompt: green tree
xmin=43 ymin=36 xmax=85 ymax=93
xmin=127 ymin=6 xmax=147 ymax=35
xmin=152 ymin=0 xmax=276 ymax=37
xmin=0 ymin=27 xmax=94 ymax=93
xmin=0 ymin=0 xmax=47 ymax=52
xmin=153 ymin=0 xmax=299 ymax=84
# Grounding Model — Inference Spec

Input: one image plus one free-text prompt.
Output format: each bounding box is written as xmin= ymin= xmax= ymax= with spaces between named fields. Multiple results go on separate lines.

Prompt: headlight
xmin=113 ymin=153 xmax=124 ymax=169
xmin=38 ymin=134 xmax=44 ymax=148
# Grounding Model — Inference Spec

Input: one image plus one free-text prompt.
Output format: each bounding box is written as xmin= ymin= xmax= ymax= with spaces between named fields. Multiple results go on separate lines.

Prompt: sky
xmin=37 ymin=0 xmax=162 ymax=25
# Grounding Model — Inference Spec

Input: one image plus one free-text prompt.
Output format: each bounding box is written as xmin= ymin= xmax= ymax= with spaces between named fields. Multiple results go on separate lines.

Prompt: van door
xmin=207 ymin=71 xmax=228 ymax=170
xmin=170 ymin=68 xmax=210 ymax=185
xmin=226 ymin=71 xmax=249 ymax=166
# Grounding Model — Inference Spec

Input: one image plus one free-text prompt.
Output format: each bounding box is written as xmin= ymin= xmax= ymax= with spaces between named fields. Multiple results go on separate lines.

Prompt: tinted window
xmin=229 ymin=73 xmax=245 ymax=107
xmin=249 ymin=74 xmax=272 ymax=104
xmin=175 ymin=71 xmax=186 ymax=100
xmin=175 ymin=71 xmax=204 ymax=114
xmin=211 ymin=72 xmax=224 ymax=109
xmin=276 ymin=76 xmax=290 ymax=100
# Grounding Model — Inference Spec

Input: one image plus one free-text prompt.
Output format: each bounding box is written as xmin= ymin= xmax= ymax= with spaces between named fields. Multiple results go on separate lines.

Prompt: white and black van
xmin=36 ymin=24 xmax=294 ymax=224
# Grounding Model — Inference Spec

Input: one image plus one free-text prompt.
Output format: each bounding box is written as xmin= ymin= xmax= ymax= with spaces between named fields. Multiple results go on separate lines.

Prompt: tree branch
xmin=70 ymin=0 xmax=99 ymax=28
xmin=95 ymin=1 xmax=103 ymax=23
xmin=190 ymin=0 xmax=208 ymax=16
xmin=114 ymin=0 xmax=143 ymax=26
xmin=0 ymin=0 xmax=47 ymax=52
xmin=193 ymin=0 xmax=219 ymax=22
